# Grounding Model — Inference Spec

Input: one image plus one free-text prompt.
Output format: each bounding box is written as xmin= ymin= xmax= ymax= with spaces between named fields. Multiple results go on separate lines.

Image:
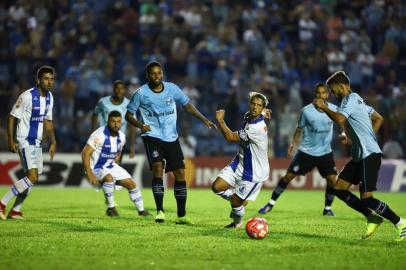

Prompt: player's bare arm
xmin=184 ymin=103 xmax=217 ymax=129
xmin=371 ymin=111 xmax=384 ymax=133
xmin=288 ymin=127 xmax=302 ymax=157
xmin=215 ymin=109 xmax=239 ymax=142
xmin=6 ymin=114 xmax=18 ymax=153
xmin=81 ymin=144 xmax=99 ymax=186
xmin=128 ymin=124 xmax=136 ymax=158
xmin=44 ymin=120 xmax=56 ymax=161
xmin=125 ymin=111 xmax=151 ymax=133
xmin=312 ymin=98 xmax=347 ymax=126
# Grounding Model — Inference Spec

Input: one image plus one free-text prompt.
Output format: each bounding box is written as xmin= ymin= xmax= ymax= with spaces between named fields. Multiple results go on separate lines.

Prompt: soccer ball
xmin=245 ymin=217 xmax=269 ymax=239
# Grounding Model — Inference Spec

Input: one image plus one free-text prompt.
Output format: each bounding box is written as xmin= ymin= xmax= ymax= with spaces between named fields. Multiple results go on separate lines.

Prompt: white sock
xmin=1 ymin=177 xmax=33 ymax=205
xmin=102 ymin=182 xmax=115 ymax=208
xmin=216 ymin=189 xmax=234 ymax=201
xmin=324 ymin=206 xmax=331 ymax=210
xmin=232 ymin=205 xmax=245 ymax=225
xmin=129 ymin=188 xmax=144 ymax=212
xmin=396 ymin=218 xmax=404 ymax=226
xmin=12 ymin=188 xmax=30 ymax=212
xmin=268 ymin=199 xmax=276 ymax=205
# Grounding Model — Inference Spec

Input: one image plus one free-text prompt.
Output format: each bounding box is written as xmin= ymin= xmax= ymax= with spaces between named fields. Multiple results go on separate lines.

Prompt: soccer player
xmin=91 ymin=80 xmax=136 ymax=158
xmin=0 ymin=66 xmax=56 ymax=220
xmin=258 ymin=83 xmax=340 ymax=216
xmin=212 ymin=92 xmax=270 ymax=228
xmin=82 ymin=111 xmax=149 ymax=217
xmin=125 ymin=61 xmax=216 ymax=224
xmin=313 ymin=71 xmax=405 ymax=241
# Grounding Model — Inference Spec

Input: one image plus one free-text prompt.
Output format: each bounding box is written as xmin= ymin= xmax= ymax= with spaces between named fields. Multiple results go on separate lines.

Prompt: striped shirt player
xmin=1 ymin=66 xmax=56 ymax=220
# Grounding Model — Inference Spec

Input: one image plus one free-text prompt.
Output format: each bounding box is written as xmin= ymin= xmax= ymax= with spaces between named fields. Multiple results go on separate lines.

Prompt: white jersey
xmin=87 ymin=126 xmax=126 ymax=170
xmin=10 ymin=87 xmax=53 ymax=148
xmin=229 ymin=114 xmax=269 ymax=182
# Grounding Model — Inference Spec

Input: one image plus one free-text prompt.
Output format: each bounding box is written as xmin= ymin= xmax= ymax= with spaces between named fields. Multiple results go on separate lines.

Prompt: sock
xmin=325 ymin=186 xmax=335 ymax=208
xmin=102 ymin=182 xmax=115 ymax=208
xmin=271 ymin=179 xmax=289 ymax=202
xmin=396 ymin=218 xmax=404 ymax=226
xmin=129 ymin=188 xmax=144 ymax=212
xmin=152 ymin=178 xmax=164 ymax=212
xmin=333 ymin=189 xmax=371 ymax=217
xmin=174 ymin=180 xmax=187 ymax=217
xmin=215 ymin=189 xmax=233 ymax=201
xmin=362 ymin=197 xmax=401 ymax=225
xmin=1 ymin=177 xmax=33 ymax=205
xmin=232 ymin=205 xmax=245 ymax=225
xmin=268 ymin=199 xmax=276 ymax=205
xmin=12 ymin=188 xmax=30 ymax=212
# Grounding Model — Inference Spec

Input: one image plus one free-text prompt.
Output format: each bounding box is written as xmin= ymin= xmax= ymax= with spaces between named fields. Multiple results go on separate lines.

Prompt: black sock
xmin=325 ymin=186 xmax=335 ymax=207
xmin=362 ymin=197 xmax=401 ymax=225
xmin=334 ymin=189 xmax=372 ymax=217
xmin=174 ymin=180 xmax=187 ymax=217
xmin=271 ymin=179 xmax=289 ymax=201
xmin=152 ymin=178 xmax=164 ymax=212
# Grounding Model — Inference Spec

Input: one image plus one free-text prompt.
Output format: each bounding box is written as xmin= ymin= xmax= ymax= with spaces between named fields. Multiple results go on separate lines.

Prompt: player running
xmin=258 ymin=83 xmax=341 ymax=216
xmin=82 ymin=111 xmax=149 ymax=217
xmin=212 ymin=92 xmax=270 ymax=228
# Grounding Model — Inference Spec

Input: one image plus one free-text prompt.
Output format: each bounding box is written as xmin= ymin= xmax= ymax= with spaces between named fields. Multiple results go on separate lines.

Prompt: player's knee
xmin=211 ymin=179 xmax=222 ymax=193
xmin=173 ymin=169 xmax=185 ymax=180
xmin=103 ymin=174 xmax=114 ymax=183
xmin=27 ymin=174 xmax=38 ymax=184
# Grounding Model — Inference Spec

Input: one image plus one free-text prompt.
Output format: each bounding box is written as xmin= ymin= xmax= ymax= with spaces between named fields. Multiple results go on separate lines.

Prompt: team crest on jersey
xmin=152 ymin=150 xmax=159 ymax=158
xmin=238 ymin=186 xmax=246 ymax=194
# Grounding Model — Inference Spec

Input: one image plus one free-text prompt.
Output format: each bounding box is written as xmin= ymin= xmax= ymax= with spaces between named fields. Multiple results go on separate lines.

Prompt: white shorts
xmin=18 ymin=145 xmax=43 ymax=174
xmin=217 ymin=166 xmax=263 ymax=201
xmin=92 ymin=163 xmax=132 ymax=182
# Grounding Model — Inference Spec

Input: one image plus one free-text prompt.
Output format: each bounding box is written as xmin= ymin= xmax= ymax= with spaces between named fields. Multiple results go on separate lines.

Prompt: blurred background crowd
xmin=0 ymin=0 xmax=405 ymax=158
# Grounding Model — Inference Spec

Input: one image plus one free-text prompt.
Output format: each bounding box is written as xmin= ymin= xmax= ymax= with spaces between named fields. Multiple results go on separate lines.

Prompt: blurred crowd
xmin=0 ymin=0 xmax=405 ymax=158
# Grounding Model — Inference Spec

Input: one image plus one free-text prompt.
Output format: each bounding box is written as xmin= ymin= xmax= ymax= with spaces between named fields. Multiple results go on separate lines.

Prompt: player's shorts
xmin=217 ymin=166 xmax=263 ymax=201
xmin=338 ymin=153 xmax=382 ymax=192
xmin=142 ymin=136 xmax=185 ymax=172
xmin=288 ymin=151 xmax=337 ymax=177
xmin=18 ymin=145 xmax=43 ymax=174
xmin=93 ymin=163 xmax=132 ymax=182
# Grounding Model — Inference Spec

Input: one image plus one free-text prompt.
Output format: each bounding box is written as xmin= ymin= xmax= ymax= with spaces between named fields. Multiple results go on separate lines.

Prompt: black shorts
xmin=338 ymin=153 xmax=382 ymax=192
xmin=142 ymin=136 xmax=185 ymax=173
xmin=287 ymin=151 xmax=337 ymax=177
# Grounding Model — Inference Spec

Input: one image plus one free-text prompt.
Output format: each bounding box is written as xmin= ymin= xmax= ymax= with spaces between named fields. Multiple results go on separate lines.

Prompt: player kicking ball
xmin=82 ymin=111 xmax=149 ymax=217
xmin=212 ymin=92 xmax=270 ymax=228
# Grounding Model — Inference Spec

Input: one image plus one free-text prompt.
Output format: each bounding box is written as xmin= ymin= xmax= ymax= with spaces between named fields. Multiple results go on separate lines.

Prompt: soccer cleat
xmin=395 ymin=221 xmax=406 ymax=242
xmin=258 ymin=203 xmax=273 ymax=215
xmin=7 ymin=210 xmax=24 ymax=220
xmin=224 ymin=222 xmax=242 ymax=229
xmin=138 ymin=210 xmax=151 ymax=217
xmin=106 ymin=207 xmax=119 ymax=217
xmin=362 ymin=214 xmax=384 ymax=239
xmin=0 ymin=202 xmax=6 ymax=221
xmin=155 ymin=210 xmax=165 ymax=223
xmin=175 ymin=216 xmax=195 ymax=225
xmin=323 ymin=209 xmax=335 ymax=216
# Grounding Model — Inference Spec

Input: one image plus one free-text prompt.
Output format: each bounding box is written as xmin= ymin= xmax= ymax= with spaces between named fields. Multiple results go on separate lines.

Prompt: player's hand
xmin=216 ymin=110 xmax=225 ymax=122
xmin=129 ymin=145 xmax=136 ymax=158
xmin=87 ymin=173 xmax=99 ymax=186
xmin=312 ymin=98 xmax=327 ymax=110
xmin=8 ymin=141 xmax=18 ymax=153
xmin=287 ymin=144 xmax=295 ymax=158
xmin=141 ymin=124 xmax=151 ymax=133
xmin=49 ymin=143 xmax=56 ymax=161
xmin=262 ymin=109 xmax=272 ymax=119
xmin=204 ymin=119 xmax=217 ymax=130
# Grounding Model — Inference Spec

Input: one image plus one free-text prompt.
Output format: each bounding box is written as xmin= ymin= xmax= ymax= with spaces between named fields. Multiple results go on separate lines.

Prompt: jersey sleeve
xmin=44 ymin=93 xmax=54 ymax=121
xmin=297 ymin=108 xmax=306 ymax=129
xmin=10 ymin=92 xmax=29 ymax=119
xmin=119 ymin=132 xmax=126 ymax=152
xmin=245 ymin=122 xmax=267 ymax=145
xmin=173 ymin=83 xmax=190 ymax=106
xmin=365 ymin=104 xmax=375 ymax=117
xmin=93 ymin=99 xmax=102 ymax=115
xmin=337 ymin=95 xmax=355 ymax=119
xmin=127 ymin=90 xmax=141 ymax=114
xmin=86 ymin=129 xmax=103 ymax=150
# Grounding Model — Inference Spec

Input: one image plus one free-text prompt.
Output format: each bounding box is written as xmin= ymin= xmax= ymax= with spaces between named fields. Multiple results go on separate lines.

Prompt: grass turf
xmin=0 ymin=187 xmax=405 ymax=270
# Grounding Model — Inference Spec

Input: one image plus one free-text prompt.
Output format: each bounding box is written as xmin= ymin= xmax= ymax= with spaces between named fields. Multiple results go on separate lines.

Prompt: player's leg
xmin=212 ymin=166 xmax=235 ymax=201
xmin=119 ymin=178 xmax=150 ymax=216
xmin=101 ymin=174 xmax=118 ymax=216
xmin=323 ymin=175 xmax=336 ymax=216
xmin=224 ymin=194 xmax=246 ymax=228
xmin=318 ymin=152 xmax=338 ymax=216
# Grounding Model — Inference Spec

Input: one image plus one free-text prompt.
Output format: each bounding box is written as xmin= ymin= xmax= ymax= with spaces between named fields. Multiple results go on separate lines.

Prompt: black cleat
xmin=224 ymin=222 xmax=242 ymax=229
xmin=323 ymin=209 xmax=335 ymax=216
xmin=106 ymin=207 xmax=119 ymax=217
xmin=138 ymin=210 xmax=151 ymax=217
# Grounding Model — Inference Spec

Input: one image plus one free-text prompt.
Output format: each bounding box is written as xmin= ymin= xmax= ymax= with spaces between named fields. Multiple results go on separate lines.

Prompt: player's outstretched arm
xmin=44 ymin=120 xmax=56 ymax=161
xmin=81 ymin=144 xmax=98 ymax=186
xmin=370 ymin=111 xmax=384 ymax=133
xmin=215 ymin=110 xmax=239 ymax=142
xmin=183 ymin=103 xmax=217 ymax=129
xmin=6 ymin=114 xmax=18 ymax=153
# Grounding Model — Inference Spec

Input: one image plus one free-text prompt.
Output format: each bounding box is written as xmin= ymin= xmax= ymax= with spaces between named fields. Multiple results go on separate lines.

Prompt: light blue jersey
xmin=126 ymin=82 xmax=190 ymax=142
xmin=338 ymin=92 xmax=382 ymax=161
xmin=94 ymin=96 xmax=130 ymax=133
xmin=298 ymin=102 xmax=337 ymax=156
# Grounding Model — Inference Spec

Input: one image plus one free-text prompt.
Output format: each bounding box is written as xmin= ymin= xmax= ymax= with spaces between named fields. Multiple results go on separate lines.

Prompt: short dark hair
xmin=108 ymin=110 xmax=122 ymax=119
xmin=146 ymin=61 xmax=162 ymax=74
xmin=113 ymin=80 xmax=125 ymax=89
xmin=36 ymin=66 xmax=55 ymax=80
xmin=326 ymin=71 xmax=350 ymax=87
xmin=314 ymin=82 xmax=327 ymax=91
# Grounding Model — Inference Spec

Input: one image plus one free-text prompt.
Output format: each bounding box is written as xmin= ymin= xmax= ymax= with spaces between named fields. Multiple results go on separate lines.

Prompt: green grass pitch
xmin=0 ymin=187 xmax=405 ymax=270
